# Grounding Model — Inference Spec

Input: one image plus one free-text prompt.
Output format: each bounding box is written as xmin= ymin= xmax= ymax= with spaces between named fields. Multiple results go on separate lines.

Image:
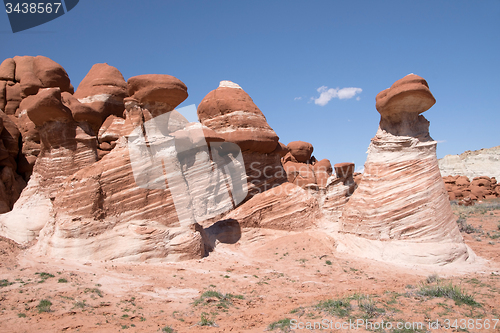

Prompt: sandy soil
xmin=1 ymin=200 xmax=500 ymax=333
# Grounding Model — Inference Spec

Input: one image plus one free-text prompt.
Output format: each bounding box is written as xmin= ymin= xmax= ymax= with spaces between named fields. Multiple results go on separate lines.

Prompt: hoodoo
xmin=337 ymin=74 xmax=474 ymax=265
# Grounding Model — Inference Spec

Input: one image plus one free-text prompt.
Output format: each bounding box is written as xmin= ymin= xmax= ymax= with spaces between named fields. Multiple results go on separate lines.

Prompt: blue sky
xmin=1 ymin=0 xmax=499 ymax=170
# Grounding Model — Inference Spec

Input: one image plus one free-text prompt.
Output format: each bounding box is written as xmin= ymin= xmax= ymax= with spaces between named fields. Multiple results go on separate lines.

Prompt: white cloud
xmin=313 ymin=86 xmax=362 ymax=106
xmin=294 ymin=96 xmax=302 ymax=100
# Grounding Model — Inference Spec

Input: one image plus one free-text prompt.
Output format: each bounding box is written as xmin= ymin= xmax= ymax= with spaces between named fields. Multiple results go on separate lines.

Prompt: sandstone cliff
xmin=439 ymin=145 xmax=500 ymax=180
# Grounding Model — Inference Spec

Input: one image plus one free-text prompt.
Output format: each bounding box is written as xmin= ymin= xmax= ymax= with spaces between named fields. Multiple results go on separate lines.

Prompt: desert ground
xmin=1 ymin=200 xmax=499 ymax=333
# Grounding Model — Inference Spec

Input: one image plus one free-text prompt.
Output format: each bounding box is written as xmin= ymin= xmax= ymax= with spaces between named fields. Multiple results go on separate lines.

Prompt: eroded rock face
xmin=32 ymin=74 xmax=245 ymax=261
xmin=0 ymin=86 xmax=98 ymax=243
xmin=282 ymin=141 xmax=333 ymax=188
xmin=337 ymin=74 xmax=474 ymax=265
xmin=221 ymin=182 xmax=321 ymax=230
xmin=73 ymin=63 xmax=128 ymax=129
xmin=0 ymin=56 xmax=73 ymax=183
xmin=198 ymin=81 xmax=286 ymax=196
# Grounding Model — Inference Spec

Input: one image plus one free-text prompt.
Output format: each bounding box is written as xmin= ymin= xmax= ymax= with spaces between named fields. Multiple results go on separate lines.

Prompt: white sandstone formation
xmin=439 ymin=145 xmax=500 ymax=180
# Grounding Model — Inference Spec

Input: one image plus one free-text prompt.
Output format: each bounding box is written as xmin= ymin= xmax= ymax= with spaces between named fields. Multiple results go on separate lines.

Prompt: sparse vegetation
xmin=84 ymin=288 xmax=103 ymax=298
xmin=0 ymin=279 xmax=13 ymax=287
xmin=17 ymin=313 xmax=26 ymax=318
xmin=456 ymin=216 xmax=481 ymax=234
xmin=325 ymin=260 xmax=332 ymax=265
xmin=73 ymin=300 xmax=86 ymax=309
xmin=417 ymin=282 xmax=480 ymax=306
xmin=58 ymin=278 xmax=68 ymax=283
xmin=268 ymin=318 xmax=291 ymax=331
xmin=426 ymin=273 xmax=440 ymax=284
xmin=37 ymin=299 xmax=52 ymax=313
xmin=193 ymin=290 xmax=243 ymax=309
xmin=199 ymin=312 xmax=216 ymax=327
xmin=161 ymin=325 xmax=175 ymax=333
xmin=316 ymin=298 xmax=351 ymax=317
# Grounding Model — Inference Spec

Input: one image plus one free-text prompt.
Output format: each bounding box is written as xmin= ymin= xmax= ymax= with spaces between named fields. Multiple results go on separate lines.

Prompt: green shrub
xmin=417 ymin=282 xmax=480 ymax=306
xmin=316 ymin=298 xmax=351 ymax=317
xmin=268 ymin=318 xmax=291 ymax=331
xmin=37 ymin=299 xmax=52 ymax=313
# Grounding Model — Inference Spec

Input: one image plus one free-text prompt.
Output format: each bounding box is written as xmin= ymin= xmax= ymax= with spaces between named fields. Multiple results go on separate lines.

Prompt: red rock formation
xmin=198 ymin=81 xmax=286 ymax=196
xmin=282 ymin=141 xmax=334 ymax=189
xmin=442 ymin=175 xmax=499 ymax=201
xmin=287 ymin=141 xmax=313 ymax=163
xmin=73 ymin=63 xmax=128 ymax=128
xmin=0 ymin=56 xmax=74 ymax=185
xmin=337 ymin=74 xmax=473 ymax=265
xmin=221 ymin=183 xmax=321 ymax=230
xmin=313 ymin=159 xmax=333 ymax=187
xmin=33 ymin=74 xmax=239 ymax=261
xmin=0 ymin=85 xmax=98 ymax=243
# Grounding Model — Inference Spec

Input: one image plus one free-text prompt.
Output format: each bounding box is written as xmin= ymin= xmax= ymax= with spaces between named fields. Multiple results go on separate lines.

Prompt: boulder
xmin=456 ymin=176 xmax=470 ymax=187
xmin=471 ymin=178 xmax=491 ymax=189
xmin=273 ymin=141 xmax=289 ymax=158
xmin=334 ymin=162 xmax=354 ymax=180
xmin=221 ymin=183 xmax=321 ymax=230
xmin=287 ymin=141 xmax=313 ymax=163
xmin=127 ymin=74 xmax=188 ymax=110
xmin=73 ymin=63 xmax=128 ymax=127
xmin=61 ymin=91 xmax=101 ymax=133
xmin=13 ymin=56 xmax=43 ymax=97
xmin=33 ymin=56 xmax=72 ymax=93
xmin=283 ymin=161 xmax=316 ymax=187
xmin=313 ymin=159 xmax=333 ymax=187
xmin=24 ymin=88 xmax=72 ymax=127
xmin=0 ymin=58 xmax=15 ymax=81
xmin=98 ymin=115 xmax=126 ymax=144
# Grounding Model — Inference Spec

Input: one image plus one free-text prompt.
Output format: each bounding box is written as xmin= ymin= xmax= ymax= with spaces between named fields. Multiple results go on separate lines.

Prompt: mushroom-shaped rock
xmin=127 ymin=74 xmax=188 ymax=111
xmin=337 ymin=74 xmax=473 ymax=265
xmin=197 ymin=81 xmax=279 ymax=154
xmin=376 ymin=74 xmax=436 ymax=136
xmin=287 ymin=141 xmax=313 ymax=163
xmin=73 ymin=63 xmax=128 ymax=124
xmin=24 ymin=88 xmax=72 ymax=127
xmin=376 ymin=74 xmax=435 ymax=119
